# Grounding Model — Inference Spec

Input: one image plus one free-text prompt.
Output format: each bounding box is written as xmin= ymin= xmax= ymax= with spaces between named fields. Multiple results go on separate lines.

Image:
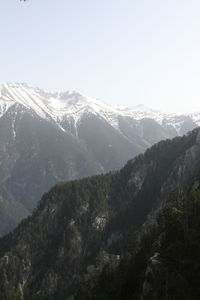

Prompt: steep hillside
xmin=74 ymin=187 xmax=200 ymax=300
xmin=0 ymin=128 xmax=199 ymax=299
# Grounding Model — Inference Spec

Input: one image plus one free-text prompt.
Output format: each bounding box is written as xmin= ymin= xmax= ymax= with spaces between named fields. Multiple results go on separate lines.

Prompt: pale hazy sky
xmin=1 ymin=0 xmax=200 ymax=113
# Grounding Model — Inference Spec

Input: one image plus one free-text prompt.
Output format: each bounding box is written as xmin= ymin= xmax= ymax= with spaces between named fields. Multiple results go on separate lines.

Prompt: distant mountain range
xmin=1 ymin=82 xmax=199 ymax=135
xmin=0 ymin=82 xmax=199 ymax=235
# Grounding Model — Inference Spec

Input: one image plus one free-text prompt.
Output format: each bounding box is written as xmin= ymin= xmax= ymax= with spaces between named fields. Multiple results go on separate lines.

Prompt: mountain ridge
xmin=1 ymin=82 xmax=199 ymax=135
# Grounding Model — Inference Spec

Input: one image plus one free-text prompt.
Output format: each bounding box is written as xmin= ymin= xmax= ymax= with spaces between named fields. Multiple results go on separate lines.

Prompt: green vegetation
xmin=74 ymin=187 xmax=200 ymax=300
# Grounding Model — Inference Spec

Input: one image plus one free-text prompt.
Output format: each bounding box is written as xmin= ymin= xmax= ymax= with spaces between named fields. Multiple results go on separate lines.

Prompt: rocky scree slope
xmin=0 ymin=129 xmax=199 ymax=299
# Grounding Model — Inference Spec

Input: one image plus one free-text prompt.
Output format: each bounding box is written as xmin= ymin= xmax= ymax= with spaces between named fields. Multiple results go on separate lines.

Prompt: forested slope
xmin=0 ymin=128 xmax=199 ymax=299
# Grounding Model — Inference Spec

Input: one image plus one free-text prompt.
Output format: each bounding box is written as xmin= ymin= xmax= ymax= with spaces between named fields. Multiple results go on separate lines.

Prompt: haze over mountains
xmin=0 ymin=82 xmax=199 ymax=235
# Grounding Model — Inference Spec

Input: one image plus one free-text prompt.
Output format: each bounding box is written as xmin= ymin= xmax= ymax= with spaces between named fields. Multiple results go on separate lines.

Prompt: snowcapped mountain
xmin=0 ymin=82 xmax=199 ymax=136
xmin=0 ymin=82 xmax=198 ymax=235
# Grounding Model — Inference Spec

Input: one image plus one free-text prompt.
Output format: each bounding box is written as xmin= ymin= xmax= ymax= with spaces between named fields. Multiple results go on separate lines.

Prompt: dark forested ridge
xmin=0 ymin=128 xmax=200 ymax=299
xmin=74 ymin=187 xmax=200 ymax=300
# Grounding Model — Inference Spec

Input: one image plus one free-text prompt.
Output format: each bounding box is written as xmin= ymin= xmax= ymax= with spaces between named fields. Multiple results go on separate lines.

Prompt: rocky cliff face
xmin=0 ymin=128 xmax=199 ymax=299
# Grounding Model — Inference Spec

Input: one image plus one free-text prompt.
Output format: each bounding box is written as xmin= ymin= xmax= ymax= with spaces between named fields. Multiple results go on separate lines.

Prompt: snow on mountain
xmin=0 ymin=83 xmax=199 ymax=135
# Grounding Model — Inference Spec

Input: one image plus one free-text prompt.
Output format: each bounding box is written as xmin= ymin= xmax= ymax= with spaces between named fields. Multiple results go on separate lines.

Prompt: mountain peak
xmin=0 ymin=83 xmax=199 ymax=134
xmin=132 ymin=104 xmax=151 ymax=111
